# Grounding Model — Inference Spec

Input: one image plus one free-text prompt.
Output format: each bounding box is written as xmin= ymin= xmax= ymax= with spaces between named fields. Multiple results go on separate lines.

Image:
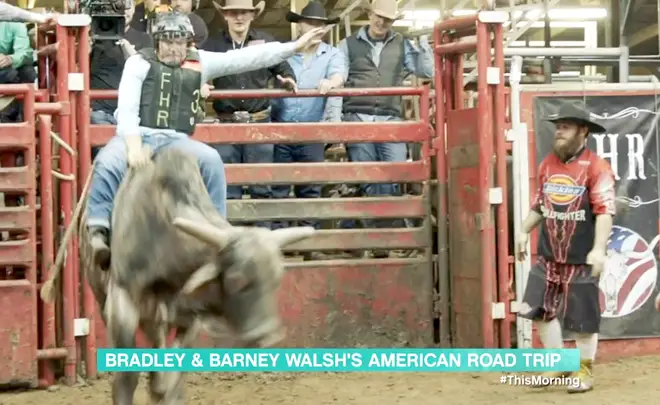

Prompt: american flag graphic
xmin=598 ymin=226 xmax=658 ymax=318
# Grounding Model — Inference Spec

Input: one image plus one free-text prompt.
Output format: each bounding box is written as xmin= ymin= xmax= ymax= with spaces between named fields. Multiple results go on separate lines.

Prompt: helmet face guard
xmin=150 ymin=10 xmax=194 ymax=42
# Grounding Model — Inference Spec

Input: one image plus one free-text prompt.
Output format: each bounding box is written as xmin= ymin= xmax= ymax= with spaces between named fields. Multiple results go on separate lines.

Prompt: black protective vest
xmin=138 ymin=48 xmax=203 ymax=135
xmin=343 ymin=33 xmax=405 ymax=117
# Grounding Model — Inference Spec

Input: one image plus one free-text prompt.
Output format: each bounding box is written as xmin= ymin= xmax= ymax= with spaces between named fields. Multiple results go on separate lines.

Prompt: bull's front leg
xmin=142 ymin=305 xmax=170 ymax=405
xmin=106 ymin=282 xmax=140 ymax=405
xmin=160 ymin=321 xmax=202 ymax=405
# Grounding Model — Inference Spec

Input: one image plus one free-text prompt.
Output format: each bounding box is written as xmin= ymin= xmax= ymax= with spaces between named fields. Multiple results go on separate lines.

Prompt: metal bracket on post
xmin=73 ymin=318 xmax=90 ymax=337
xmin=68 ymin=73 xmax=84 ymax=91
xmin=505 ymin=122 xmax=528 ymax=143
xmin=489 ymin=187 xmax=503 ymax=204
xmin=491 ymin=302 xmax=506 ymax=320
xmin=56 ymin=14 xmax=92 ymax=27
xmin=486 ymin=67 xmax=500 ymax=85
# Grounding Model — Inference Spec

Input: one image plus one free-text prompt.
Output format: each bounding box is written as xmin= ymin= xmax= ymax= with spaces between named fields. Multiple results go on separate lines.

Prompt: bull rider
xmin=516 ymin=101 xmax=615 ymax=393
xmin=86 ymin=11 xmax=326 ymax=268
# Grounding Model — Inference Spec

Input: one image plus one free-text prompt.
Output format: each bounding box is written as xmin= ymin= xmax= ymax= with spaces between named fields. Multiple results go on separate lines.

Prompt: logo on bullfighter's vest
xmin=599 ymin=226 xmax=658 ymax=318
xmin=543 ymin=174 xmax=586 ymax=205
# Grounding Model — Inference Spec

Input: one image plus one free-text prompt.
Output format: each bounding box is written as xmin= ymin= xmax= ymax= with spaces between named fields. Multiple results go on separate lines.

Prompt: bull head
xmin=174 ymin=217 xmax=316 ymax=294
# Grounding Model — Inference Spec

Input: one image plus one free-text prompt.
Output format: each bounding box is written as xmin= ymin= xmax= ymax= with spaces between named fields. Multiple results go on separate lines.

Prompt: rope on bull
xmin=40 ymin=161 xmax=96 ymax=303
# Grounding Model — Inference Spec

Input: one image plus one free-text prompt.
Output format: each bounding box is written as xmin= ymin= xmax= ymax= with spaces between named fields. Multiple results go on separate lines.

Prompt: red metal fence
xmin=0 ymin=12 xmax=507 ymax=389
xmin=0 ymin=22 xmax=89 ymax=388
xmin=6 ymin=10 xmax=659 ymax=391
xmin=86 ymin=86 xmax=437 ymax=352
xmin=0 ymin=17 xmax=443 ymax=388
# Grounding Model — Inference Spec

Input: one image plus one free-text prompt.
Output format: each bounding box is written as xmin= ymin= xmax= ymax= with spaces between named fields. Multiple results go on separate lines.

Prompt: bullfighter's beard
xmin=553 ymin=137 xmax=584 ymax=162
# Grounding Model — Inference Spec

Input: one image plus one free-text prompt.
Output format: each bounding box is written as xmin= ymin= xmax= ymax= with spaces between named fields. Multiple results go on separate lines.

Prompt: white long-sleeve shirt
xmin=0 ymin=2 xmax=49 ymax=23
xmin=114 ymin=41 xmax=298 ymax=138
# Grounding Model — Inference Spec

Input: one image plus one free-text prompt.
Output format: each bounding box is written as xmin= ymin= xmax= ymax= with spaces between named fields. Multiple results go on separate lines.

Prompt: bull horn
xmin=270 ymin=226 xmax=316 ymax=248
xmin=173 ymin=217 xmax=231 ymax=250
xmin=182 ymin=262 xmax=219 ymax=294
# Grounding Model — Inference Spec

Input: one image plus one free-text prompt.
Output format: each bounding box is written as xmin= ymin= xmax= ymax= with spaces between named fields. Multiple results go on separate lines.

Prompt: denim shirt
xmin=338 ymin=26 xmax=434 ymax=122
xmin=271 ymin=42 xmax=346 ymax=123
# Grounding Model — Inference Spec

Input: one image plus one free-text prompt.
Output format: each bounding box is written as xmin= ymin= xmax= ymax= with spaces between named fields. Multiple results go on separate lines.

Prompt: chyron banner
xmin=533 ymin=95 xmax=660 ymax=339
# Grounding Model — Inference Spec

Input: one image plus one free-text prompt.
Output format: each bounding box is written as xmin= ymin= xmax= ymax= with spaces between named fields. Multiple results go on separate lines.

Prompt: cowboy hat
xmin=368 ymin=0 xmax=403 ymax=20
xmin=286 ymin=1 xmax=339 ymax=24
xmin=546 ymin=101 xmax=606 ymax=134
xmin=215 ymin=0 xmax=264 ymax=17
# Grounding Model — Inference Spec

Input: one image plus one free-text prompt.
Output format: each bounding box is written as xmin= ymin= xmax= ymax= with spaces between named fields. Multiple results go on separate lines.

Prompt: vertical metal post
xmin=77 ymin=25 xmax=97 ymax=380
xmin=66 ymin=27 xmax=81 ymax=374
xmin=611 ymin=0 xmax=621 ymax=81
xmin=476 ymin=20 xmax=495 ymax=348
xmin=543 ymin=0 xmax=552 ymax=83
xmin=493 ymin=22 xmax=511 ymax=350
xmin=38 ymin=113 xmax=56 ymax=386
xmin=55 ymin=23 xmax=76 ymax=386
xmin=619 ymin=35 xmax=630 ymax=83
xmin=657 ymin=0 xmax=660 ymax=60
xmin=433 ymin=25 xmax=450 ymax=348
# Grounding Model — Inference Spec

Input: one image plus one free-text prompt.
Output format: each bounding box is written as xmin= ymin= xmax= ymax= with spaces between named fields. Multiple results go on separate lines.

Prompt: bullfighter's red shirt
xmin=532 ymin=147 xmax=616 ymax=264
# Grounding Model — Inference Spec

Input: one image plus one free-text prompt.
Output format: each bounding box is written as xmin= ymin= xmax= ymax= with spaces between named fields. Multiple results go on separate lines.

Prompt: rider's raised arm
xmin=0 ymin=2 xmax=51 ymax=23
xmin=198 ymin=41 xmax=297 ymax=83
xmin=114 ymin=54 xmax=149 ymax=138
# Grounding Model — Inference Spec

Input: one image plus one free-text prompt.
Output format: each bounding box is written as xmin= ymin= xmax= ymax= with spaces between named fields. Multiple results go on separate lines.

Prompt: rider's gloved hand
xmin=125 ymin=135 xmax=152 ymax=168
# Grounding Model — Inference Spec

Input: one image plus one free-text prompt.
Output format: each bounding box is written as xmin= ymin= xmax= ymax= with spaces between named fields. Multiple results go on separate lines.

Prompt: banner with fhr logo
xmin=533 ymin=95 xmax=660 ymax=339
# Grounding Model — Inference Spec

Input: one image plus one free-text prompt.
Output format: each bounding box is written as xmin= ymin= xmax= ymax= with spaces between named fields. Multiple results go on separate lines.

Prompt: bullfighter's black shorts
xmin=519 ymin=257 xmax=601 ymax=334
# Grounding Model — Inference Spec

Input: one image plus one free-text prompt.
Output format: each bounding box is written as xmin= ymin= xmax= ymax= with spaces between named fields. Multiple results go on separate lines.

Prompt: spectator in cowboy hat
xmin=337 ymin=0 xmax=434 ymax=258
xmin=202 ymin=0 xmax=297 ymax=227
xmin=270 ymin=1 xmax=345 ymax=260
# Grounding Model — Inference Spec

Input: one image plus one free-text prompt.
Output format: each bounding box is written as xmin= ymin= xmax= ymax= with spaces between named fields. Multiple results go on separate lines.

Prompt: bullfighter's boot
xmin=529 ymin=371 xmax=572 ymax=388
xmin=89 ymin=226 xmax=111 ymax=270
xmin=567 ymin=359 xmax=594 ymax=394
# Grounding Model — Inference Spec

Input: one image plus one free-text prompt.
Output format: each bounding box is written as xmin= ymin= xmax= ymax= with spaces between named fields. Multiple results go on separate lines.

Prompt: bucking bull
xmin=40 ymin=148 xmax=315 ymax=405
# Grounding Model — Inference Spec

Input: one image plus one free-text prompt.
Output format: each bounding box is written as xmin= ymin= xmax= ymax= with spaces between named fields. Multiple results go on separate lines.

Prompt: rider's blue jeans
xmin=86 ymin=133 xmax=227 ymax=229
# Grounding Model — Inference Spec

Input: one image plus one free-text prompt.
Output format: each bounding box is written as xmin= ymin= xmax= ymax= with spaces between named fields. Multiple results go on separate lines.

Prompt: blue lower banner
xmin=97 ymin=348 xmax=580 ymax=372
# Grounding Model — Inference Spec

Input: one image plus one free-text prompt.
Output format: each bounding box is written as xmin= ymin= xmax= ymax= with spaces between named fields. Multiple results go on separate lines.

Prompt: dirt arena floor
xmin=1 ymin=355 xmax=659 ymax=405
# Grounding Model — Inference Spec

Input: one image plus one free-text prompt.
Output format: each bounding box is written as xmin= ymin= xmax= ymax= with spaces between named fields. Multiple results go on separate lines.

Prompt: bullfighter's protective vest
xmin=138 ymin=48 xmax=203 ymax=135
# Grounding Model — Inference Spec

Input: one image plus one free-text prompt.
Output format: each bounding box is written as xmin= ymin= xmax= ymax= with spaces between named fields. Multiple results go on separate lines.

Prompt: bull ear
xmin=270 ymin=226 xmax=316 ymax=248
xmin=173 ymin=217 xmax=231 ymax=250
xmin=182 ymin=263 xmax=219 ymax=294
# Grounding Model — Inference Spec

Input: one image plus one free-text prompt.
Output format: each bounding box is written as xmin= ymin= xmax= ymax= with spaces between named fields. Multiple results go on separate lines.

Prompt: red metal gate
xmin=83 ymin=86 xmax=436 ymax=349
xmin=433 ymin=12 xmax=513 ymax=349
xmin=0 ymin=17 xmax=88 ymax=387
xmin=0 ymin=84 xmax=39 ymax=387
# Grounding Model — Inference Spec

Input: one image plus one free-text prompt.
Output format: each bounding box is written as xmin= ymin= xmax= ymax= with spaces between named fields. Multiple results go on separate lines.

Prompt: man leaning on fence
xmin=202 ymin=0 xmax=297 ymax=225
xmin=337 ymin=0 xmax=434 ymax=258
xmin=270 ymin=1 xmax=345 ymax=261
